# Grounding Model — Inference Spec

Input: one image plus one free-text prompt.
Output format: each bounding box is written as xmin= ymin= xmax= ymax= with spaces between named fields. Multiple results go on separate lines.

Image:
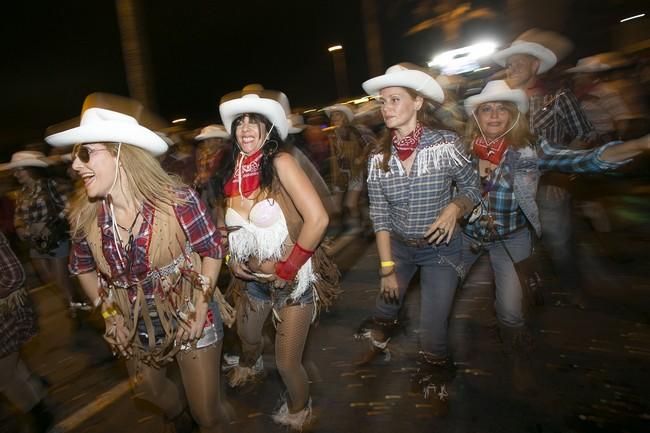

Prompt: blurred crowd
xmin=1 ymin=26 xmax=649 ymax=433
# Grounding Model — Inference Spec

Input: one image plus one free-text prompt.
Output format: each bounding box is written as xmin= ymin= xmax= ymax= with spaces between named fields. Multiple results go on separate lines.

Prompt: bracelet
xmin=379 ymin=268 xmax=396 ymax=278
xmin=101 ymin=306 xmax=118 ymax=319
xmin=380 ymin=260 xmax=395 ymax=268
xmin=93 ymin=297 xmax=103 ymax=308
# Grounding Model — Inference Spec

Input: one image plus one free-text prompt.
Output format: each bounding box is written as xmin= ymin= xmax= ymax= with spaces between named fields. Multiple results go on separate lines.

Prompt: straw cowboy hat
xmin=464 ymin=80 xmax=529 ymax=115
xmin=322 ymin=104 xmax=355 ymax=123
xmin=492 ymin=28 xmax=573 ymax=74
xmin=219 ymin=84 xmax=290 ymax=139
xmin=0 ymin=150 xmax=49 ymax=171
xmin=45 ymin=93 xmax=169 ymax=156
xmin=195 ymin=124 xmax=229 ymax=141
xmin=362 ymin=63 xmax=445 ymax=103
xmin=566 ymin=52 xmax=629 ymax=73
xmin=288 ymin=113 xmax=307 ymax=134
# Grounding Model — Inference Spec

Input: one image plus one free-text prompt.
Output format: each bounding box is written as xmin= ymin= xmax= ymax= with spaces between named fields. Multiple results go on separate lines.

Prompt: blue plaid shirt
xmin=464 ymin=139 xmax=628 ymax=240
xmin=367 ymin=127 xmax=480 ymax=239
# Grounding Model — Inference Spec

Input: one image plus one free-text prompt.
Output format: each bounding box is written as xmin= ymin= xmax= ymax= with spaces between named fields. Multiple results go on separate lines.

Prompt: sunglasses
xmin=72 ymin=144 xmax=111 ymax=163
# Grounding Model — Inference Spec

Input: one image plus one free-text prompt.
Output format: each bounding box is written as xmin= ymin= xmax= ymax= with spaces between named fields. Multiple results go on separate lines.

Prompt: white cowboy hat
xmin=492 ymin=29 xmax=572 ymax=74
xmin=354 ymin=99 xmax=381 ymax=119
xmin=219 ymin=85 xmax=290 ymax=139
xmin=322 ymin=104 xmax=355 ymax=123
xmin=195 ymin=124 xmax=229 ymax=140
xmin=362 ymin=63 xmax=445 ymax=103
xmin=288 ymin=113 xmax=307 ymax=134
xmin=566 ymin=52 xmax=629 ymax=73
xmin=464 ymin=80 xmax=529 ymax=115
xmin=0 ymin=150 xmax=49 ymax=171
xmin=45 ymin=108 xmax=169 ymax=156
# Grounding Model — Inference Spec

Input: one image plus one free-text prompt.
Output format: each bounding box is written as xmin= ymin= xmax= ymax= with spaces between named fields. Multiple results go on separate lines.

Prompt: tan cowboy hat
xmin=219 ymin=84 xmax=290 ymax=139
xmin=566 ymin=52 xmax=630 ymax=73
xmin=464 ymin=80 xmax=529 ymax=115
xmin=45 ymin=93 xmax=170 ymax=156
xmin=0 ymin=150 xmax=49 ymax=171
xmin=288 ymin=113 xmax=307 ymax=134
xmin=492 ymin=29 xmax=573 ymax=74
xmin=362 ymin=63 xmax=445 ymax=103
xmin=322 ymin=104 xmax=355 ymax=123
xmin=195 ymin=124 xmax=229 ymax=140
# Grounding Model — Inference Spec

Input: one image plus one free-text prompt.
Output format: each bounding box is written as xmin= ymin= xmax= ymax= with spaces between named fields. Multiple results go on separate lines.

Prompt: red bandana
xmin=224 ymin=150 xmax=263 ymax=198
xmin=472 ymin=136 xmax=508 ymax=165
xmin=392 ymin=123 xmax=423 ymax=161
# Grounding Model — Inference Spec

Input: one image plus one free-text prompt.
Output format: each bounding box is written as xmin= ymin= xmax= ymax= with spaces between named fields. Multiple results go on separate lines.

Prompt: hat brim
xmin=565 ymin=64 xmax=611 ymax=73
xmin=492 ymin=42 xmax=557 ymax=74
xmin=0 ymin=159 xmax=49 ymax=171
xmin=195 ymin=131 xmax=230 ymax=140
xmin=45 ymin=121 xmax=168 ymax=156
xmin=219 ymin=98 xmax=289 ymax=139
xmin=362 ymin=69 xmax=444 ymax=103
xmin=464 ymin=89 xmax=529 ymax=115
xmin=322 ymin=105 xmax=355 ymax=123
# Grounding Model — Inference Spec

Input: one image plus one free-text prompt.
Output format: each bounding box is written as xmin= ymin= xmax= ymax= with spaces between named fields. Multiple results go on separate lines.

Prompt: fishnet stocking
xmin=236 ymin=300 xmax=272 ymax=366
xmin=177 ymin=342 xmax=224 ymax=432
xmin=275 ymin=303 xmax=314 ymax=413
xmin=126 ymin=342 xmax=224 ymax=433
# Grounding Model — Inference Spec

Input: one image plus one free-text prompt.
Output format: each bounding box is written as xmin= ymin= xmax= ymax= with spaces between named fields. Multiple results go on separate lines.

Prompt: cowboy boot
xmin=498 ymin=324 xmax=536 ymax=394
xmin=353 ymin=317 xmax=401 ymax=365
xmin=410 ymin=351 xmax=456 ymax=417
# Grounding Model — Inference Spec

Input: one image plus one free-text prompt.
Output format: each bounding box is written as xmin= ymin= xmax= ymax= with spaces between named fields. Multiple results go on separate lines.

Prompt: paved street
xmin=3 ymin=196 xmax=650 ymax=433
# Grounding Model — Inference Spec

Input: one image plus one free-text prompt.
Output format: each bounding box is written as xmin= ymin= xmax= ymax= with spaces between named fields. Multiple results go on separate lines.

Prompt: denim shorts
xmin=136 ymin=298 xmax=224 ymax=350
xmin=245 ymin=280 xmax=314 ymax=309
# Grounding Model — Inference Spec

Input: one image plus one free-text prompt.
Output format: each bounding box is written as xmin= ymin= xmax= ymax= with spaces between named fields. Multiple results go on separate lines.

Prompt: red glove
xmin=275 ymin=242 xmax=314 ymax=281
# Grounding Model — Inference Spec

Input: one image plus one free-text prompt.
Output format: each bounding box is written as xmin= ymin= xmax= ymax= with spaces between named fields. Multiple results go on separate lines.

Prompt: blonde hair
xmin=69 ymin=143 xmax=186 ymax=239
xmin=464 ymin=101 xmax=534 ymax=153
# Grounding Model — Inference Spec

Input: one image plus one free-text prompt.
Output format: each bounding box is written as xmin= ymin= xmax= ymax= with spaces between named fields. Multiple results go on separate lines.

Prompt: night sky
xmin=1 ymin=0 xmax=644 ymax=158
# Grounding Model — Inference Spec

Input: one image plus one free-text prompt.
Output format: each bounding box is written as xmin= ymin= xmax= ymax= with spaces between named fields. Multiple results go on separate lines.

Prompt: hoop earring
xmin=265 ymin=139 xmax=279 ymax=154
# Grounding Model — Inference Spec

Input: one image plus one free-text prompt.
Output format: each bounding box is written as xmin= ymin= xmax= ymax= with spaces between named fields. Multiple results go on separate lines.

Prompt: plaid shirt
xmin=465 ymin=139 xmax=627 ymax=239
xmin=367 ymin=128 xmax=480 ymax=239
xmin=0 ymin=231 xmax=25 ymax=297
xmin=70 ymin=187 xmax=224 ymax=294
xmin=529 ymin=88 xmax=594 ymax=146
xmin=14 ymin=178 xmax=69 ymax=232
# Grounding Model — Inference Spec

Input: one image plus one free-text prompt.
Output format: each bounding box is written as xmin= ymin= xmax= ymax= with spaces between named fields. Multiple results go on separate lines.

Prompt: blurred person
xmin=492 ymin=29 xmax=595 ymax=307
xmin=568 ymin=53 xmax=643 ymax=142
xmin=215 ymin=85 xmax=339 ymax=430
xmin=161 ymin=134 xmax=197 ymax=185
xmin=357 ymin=63 xmax=480 ymax=412
xmin=302 ymin=112 xmax=330 ymax=175
xmin=194 ymin=124 xmax=230 ymax=225
xmin=0 ymin=230 xmax=56 ymax=433
xmin=323 ymin=103 xmax=375 ymax=234
xmin=462 ymin=80 xmax=650 ymax=391
xmin=0 ymin=150 xmax=81 ymax=313
xmin=45 ymin=93 xmax=231 ymax=433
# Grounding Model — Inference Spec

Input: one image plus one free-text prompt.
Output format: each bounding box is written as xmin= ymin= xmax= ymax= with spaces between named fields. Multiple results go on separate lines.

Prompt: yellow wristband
xmin=101 ymin=307 xmax=118 ymax=319
xmin=380 ymin=260 xmax=395 ymax=268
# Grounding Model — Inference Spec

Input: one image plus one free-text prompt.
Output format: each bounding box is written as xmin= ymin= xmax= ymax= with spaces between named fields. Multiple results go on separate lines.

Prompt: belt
xmin=391 ymin=232 xmax=430 ymax=248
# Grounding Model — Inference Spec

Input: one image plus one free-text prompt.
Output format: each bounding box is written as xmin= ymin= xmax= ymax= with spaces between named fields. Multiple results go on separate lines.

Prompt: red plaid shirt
xmin=70 ymin=187 xmax=224 ymax=294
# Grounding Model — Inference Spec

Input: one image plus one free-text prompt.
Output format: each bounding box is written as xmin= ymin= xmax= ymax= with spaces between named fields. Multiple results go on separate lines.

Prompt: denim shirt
xmin=465 ymin=139 xmax=630 ymax=236
xmin=509 ymin=139 xmax=628 ymax=237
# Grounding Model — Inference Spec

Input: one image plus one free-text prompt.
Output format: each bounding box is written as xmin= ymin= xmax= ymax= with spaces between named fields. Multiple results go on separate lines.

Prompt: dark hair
xmin=212 ymin=113 xmax=287 ymax=198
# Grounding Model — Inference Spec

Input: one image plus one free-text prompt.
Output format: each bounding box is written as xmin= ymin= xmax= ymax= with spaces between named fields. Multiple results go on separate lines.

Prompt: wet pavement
xmin=3 ymin=198 xmax=650 ymax=433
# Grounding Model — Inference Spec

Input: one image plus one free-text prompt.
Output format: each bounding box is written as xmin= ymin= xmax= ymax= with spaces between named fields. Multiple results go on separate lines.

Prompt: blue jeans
xmin=537 ymin=184 xmax=580 ymax=291
xmin=374 ymin=234 xmax=463 ymax=357
xmin=461 ymin=228 xmax=532 ymax=327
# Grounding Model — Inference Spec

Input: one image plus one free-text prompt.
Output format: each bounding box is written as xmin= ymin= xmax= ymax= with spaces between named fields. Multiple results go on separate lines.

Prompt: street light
xmin=328 ymin=44 xmax=349 ymax=99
